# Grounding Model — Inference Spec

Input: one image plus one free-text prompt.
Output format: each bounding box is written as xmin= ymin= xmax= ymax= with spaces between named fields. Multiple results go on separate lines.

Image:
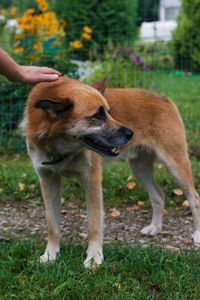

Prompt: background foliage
xmin=172 ymin=0 xmax=200 ymax=72
xmin=54 ymin=0 xmax=138 ymax=60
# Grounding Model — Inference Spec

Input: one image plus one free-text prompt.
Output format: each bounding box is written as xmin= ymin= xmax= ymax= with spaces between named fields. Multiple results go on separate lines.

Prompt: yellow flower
xmin=83 ymin=26 xmax=92 ymax=33
xmin=14 ymin=47 xmax=24 ymax=53
xmin=10 ymin=7 xmax=17 ymax=15
xmin=14 ymin=40 xmax=20 ymax=48
xmin=59 ymin=19 xmax=67 ymax=27
xmin=39 ymin=2 xmax=49 ymax=11
xmin=15 ymin=34 xmax=24 ymax=39
xmin=33 ymin=40 xmax=42 ymax=51
xmin=82 ymin=32 xmax=91 ymax=40
xmin=26 ymin=8 xmax=35 ymax=15
xmin=70 ymin=41 xmax=83 ymax=49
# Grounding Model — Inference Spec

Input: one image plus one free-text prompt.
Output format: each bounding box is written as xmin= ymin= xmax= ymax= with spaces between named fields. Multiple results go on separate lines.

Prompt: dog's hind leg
xmin=82 ymin=154 xmax=104 ymax=268
xmin=128 ymin=151 xmax=165 ymax=236
xmin=158 ymin=149 xmax=200 ymax=245
xmin=39 ymin=174 xmax=62 ymax=262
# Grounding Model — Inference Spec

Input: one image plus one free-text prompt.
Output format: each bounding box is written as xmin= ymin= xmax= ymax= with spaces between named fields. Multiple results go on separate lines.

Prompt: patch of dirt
xmin=0 ymin=202 xmax=199 ymax=251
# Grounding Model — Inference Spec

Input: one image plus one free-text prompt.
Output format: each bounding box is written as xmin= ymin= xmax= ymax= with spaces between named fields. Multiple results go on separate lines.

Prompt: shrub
xmin=0 ymin=0 xmax=79 ymax=153
xmin=171 ymin=0 xmax=200 ymax=72
xmin=54 ymin=0 xmax=138 ymax=60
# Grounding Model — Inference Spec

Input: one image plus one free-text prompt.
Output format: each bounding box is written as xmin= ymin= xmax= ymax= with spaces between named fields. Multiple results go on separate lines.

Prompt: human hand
xmin=15 ymin=65 xmax=61 ymax=83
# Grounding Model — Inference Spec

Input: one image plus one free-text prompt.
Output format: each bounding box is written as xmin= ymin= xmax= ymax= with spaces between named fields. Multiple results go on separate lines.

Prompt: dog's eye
xmin=91 ymin=105 xmax=106 ymax=121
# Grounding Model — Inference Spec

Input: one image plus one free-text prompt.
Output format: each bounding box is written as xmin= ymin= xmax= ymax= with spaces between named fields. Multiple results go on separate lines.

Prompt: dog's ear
xmin=34 ymin=98 xmax=73 ymax=115
xmin=90 ymin=77 xmax=108 ymax=94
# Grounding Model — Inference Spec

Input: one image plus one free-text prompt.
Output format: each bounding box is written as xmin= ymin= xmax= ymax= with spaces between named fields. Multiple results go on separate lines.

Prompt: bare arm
xmin=0 ymin=48 xmax=61 ymax=83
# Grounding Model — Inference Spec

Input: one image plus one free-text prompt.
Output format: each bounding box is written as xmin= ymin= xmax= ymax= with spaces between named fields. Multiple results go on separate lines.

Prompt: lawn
xmin=0 ymin=241 xmax=200 ymax=299
xmin=0 ymin=72 xmax=200 ymax=299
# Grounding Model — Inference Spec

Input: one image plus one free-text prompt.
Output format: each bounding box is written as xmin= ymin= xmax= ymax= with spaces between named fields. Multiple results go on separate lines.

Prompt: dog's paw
xmin=84 ymin=251 xmax=103 ymax=269
xmin=40 ymin=252 xmax=58 ymax=263
xmin=84 ymin=243 xmax=103 ymax=268
xmin=192 ymin=231 xmax=200 ymax=245
xmin=141 ymin=224 xmax=162 ymax=236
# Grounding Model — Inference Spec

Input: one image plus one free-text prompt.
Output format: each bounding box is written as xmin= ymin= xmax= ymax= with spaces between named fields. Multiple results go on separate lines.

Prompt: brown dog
xmin=21 ymin=76 xmax=200 ymax=267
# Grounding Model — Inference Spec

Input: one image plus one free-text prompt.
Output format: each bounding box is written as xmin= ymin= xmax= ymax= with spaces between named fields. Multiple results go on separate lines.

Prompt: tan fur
xmin=21 ymin=76 xmax=200 ymax=267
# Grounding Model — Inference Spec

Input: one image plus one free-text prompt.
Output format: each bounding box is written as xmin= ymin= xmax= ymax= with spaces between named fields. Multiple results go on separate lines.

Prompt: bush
xmin=171 ymin=0 xmax=200 ymax=72
xmin=54 ymin=0 xmax=138 ymax=60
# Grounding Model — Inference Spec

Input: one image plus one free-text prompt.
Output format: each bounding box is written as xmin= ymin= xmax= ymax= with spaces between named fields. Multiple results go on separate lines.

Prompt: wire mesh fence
xmin=0 ymin=0 xmax=199 ymax=153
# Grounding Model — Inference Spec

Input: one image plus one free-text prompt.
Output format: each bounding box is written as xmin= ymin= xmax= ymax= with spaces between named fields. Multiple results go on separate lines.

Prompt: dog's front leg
xmin=82 ymin=154 xmax=104 ymax=268
xmin=39 ymin=173 xmax=61 ymax=263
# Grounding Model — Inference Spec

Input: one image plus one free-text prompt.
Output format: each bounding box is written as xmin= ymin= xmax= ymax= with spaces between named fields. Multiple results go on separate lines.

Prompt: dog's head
xmin=28 ymin=77 xmax=133 ymax=157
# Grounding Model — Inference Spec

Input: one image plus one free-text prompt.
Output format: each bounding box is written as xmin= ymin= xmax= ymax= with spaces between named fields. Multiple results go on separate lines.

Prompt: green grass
xmin=0 ymin=154 xmax=199 ymax=213
xmin=0 ymin=240 xmax=200 ymax=299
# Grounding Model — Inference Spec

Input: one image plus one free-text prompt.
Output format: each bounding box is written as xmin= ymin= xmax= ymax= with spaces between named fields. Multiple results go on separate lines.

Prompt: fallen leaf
xmin=67 ymin=202 xmax=78 ymax=208
xmin=138 ymin=200 xmax=145 ymax=206
xmin=110 ymin=209 xmax=121 ymax=217
xmin=173 ymin=189 xmax=183 ymax=196
xmin=79 ymin=232 xmax=87 ymax=238
xmin=61 ymin=209 xmax=67 ymax=214
xmin=183 ymin=239 xmax=191 ymax=244
xmin=165 ymin=245 xmax=177 ymax=250
xmin=91 ymin=264 xmax=98 ymax=273
xmin=113 ymin=283 xmax=124 ymax=292
xmin=142 ymin=209 xmax=149 ymax=213
xmin=79 ymin=214 xmax=87 ymax=219
xmin=18 ymin=182 xmax=24 ymax=191
xmin=157 ymin=163 xmax=163 ymax=169
xmin=163 ymin=209 xmax=170 ymax=215
xmin=126 ymin=205 xmax=138 ymax=211
xmin=17 ymin=275 xmax=26 ymax=284
xmin=182 ymin=200 xmax=189 ymax=208
xmin=25 ymin=193 xmax=31 ymax=199
xmin=0 ymin=188 xmax=3 ymax=193
xmin=127 ymin=181 xmax=136 ymax=190
xmin=29 ymin=184 xmax=35 ymax=189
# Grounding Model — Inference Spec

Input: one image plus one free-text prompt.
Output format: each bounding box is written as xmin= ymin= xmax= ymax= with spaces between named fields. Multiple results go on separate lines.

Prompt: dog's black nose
xmin=120 ymin=126 xmax=134 ymax=140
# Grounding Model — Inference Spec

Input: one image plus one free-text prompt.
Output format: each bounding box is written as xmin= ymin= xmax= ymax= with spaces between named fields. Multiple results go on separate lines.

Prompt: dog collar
xmin=41 ymin=154 xmax=67 ymax=165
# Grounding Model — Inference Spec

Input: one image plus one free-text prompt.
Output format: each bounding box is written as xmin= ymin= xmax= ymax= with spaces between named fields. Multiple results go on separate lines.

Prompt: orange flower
xmin=82 ymin=32 xmax=91 ymax=40
xmin=14 ymin=47 xmax=24 ymax=53
xmin=39 ymin=1 xmax=48 ymax=11
xmin=15 ymin=34 xmax=24 ymax=39
xmin=59 ymin=19 xmax=67 ymax=27
xmin=70 ymin=41 xmax=83 ymax=49
xmin=10 ymin=7 xmax=17 ymax=15
xmin=83 ymin=26 xmax=92 ymax=33
xmin=14 ymin=40 xmax=20 ymax=48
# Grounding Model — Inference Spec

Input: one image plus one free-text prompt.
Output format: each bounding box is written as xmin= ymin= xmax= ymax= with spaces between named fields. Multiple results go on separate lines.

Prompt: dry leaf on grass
xmin=91 ymin=264 xmax=98 ymax=273
xmin=67 ymin=202 xmax=79 ymax=208
xmin=126 ymin=181 xmax=136 ymax=190
xmin=173 ymin=189 xmax=183 ymax=196
xmin=17 ymin=275 xmax=26 ymax=284
xmin=18 ymin=182 xmax=24 ymax=191
xmin=79 ymin=232 xmax=87 ymax=238
xmin=110 ymin=209 xmax=121 ymax=217
xmin=126 ymin=205 xmax=138 ymax=212
xmin=29 ymin=184 xmax=35 ymax=189
xmin=137 ymin=200 xmax=145 ymax=206
xmin=79 ymin=214 xmax=87 ymax=219
xmin=182 ymin=200 xmax=189 ymax=208
xmin=157 ymin=163 xmax=163 ymax=169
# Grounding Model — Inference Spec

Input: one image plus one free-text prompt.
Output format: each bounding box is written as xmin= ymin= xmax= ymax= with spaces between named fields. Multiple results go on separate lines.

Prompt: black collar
xmin=41 ymin=154 xmax=67 ymax=165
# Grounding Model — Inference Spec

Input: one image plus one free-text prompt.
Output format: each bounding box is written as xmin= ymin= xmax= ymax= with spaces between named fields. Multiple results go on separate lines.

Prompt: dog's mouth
xmin=79 ymin=136 xmax=119 ymax=157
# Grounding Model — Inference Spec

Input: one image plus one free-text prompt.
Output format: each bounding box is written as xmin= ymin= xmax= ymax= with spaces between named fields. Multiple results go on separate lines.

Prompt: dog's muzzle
xmin=79 ymin=126 xmax=133 ymax=157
